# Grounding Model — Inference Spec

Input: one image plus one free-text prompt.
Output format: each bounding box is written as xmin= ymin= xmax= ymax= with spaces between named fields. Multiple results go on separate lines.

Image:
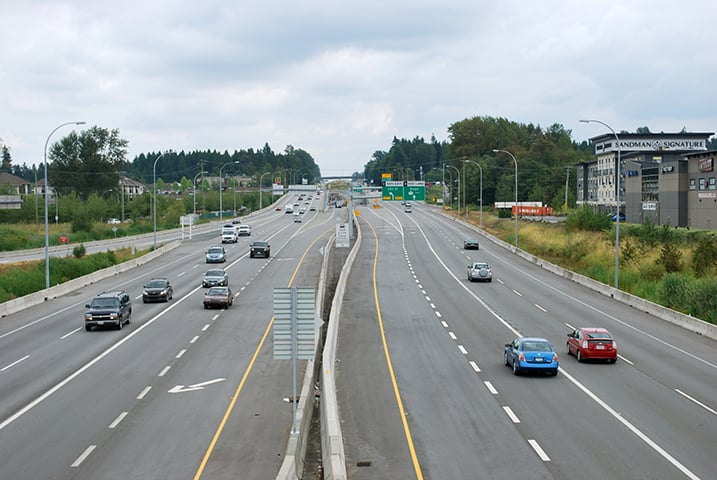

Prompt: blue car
xmin=504 ymin=337 xmax=559 ymax=376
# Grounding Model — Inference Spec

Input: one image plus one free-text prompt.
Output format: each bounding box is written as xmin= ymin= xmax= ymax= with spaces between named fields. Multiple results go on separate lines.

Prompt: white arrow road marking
xmin=169 ymin=378 xmax=226 ymax=394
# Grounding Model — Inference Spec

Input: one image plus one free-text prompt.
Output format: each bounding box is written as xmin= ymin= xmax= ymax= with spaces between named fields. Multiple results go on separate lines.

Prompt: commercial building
xmin=577 ymin=132 xmax=715 ymax=229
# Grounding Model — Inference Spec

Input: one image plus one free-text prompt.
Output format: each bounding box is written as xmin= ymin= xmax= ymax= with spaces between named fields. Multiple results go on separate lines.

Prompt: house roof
xmin=0 ymin=172 xmax=31 ymax=186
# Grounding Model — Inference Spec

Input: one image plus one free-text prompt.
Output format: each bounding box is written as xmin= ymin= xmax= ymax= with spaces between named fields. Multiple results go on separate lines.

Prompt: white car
xmin=467 ymin=262 xmax=492 ymax=282
xmin=237 ymin=224 xmax=251 ymax=236
xmin=107 ymin=218 xmax=121 ymax=224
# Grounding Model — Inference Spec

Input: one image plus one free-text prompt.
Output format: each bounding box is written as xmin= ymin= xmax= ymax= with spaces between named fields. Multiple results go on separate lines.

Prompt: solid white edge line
xmin=528 ymin=439 xmax=550 ymax=461
xmin=71 ymin=445 xmax=96 ymax=467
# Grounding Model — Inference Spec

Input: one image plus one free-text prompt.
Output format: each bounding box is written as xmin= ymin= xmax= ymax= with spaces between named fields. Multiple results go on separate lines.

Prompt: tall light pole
xmin=259 ymin=171 xmax=271 ymax=209
xmin=463 ymin=159 xmax=483 ymax=228
xmin=445 ymin=164 xmax=460 ymax=216
xmin=44 ymin=121 xmax=85 ymax=289
xmin=493 ymin=149 xmax=518 ymax=248
xmin=219 ymin=161 xmax=239 ymax=224
xmin=193 ymin=170 xmax=203 ymax=215
xmin=152 ymin=152 xmax=166 ymax=249
xmin=580 ymin=119 xmax=621 ymax=289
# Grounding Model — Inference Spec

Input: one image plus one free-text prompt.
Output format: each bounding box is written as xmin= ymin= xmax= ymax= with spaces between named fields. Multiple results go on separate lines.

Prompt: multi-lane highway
xmin=1 ymin=196 xmax=715 ymax=480
xmin=0 ymin=193 xmax=338 ymax=479
xmin=335 ymin=201 xmax=716 ymax=480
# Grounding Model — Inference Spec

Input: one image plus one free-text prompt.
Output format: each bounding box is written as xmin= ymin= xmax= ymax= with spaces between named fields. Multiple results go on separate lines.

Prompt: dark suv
xmin=249 ymin=241 xmax=271 ymax=258
xmin=84 ymin=290 xmax=132 ymax=331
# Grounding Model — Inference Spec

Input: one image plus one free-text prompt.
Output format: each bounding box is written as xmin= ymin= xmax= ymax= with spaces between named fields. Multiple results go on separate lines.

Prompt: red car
xmin=566 ymin=327 xmax=617 ymax=363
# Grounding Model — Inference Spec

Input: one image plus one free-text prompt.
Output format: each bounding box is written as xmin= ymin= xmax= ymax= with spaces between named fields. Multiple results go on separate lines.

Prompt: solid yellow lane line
xmin=194 ymin=228 xmax=331 ymax=479
xmin=366 ymin=219 xmax=424 ymax=479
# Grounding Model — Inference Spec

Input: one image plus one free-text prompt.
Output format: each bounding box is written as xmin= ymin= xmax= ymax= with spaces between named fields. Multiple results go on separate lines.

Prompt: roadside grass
xmin=0 ymin=247 xmax=147 ymax=303
xmin=459 ymin=210 xmax=716 ymax=324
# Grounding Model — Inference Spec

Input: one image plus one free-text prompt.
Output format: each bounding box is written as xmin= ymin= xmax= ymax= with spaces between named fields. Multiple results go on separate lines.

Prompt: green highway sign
xmin=382 ymin=181 xmax=425 ymax=201
xmin=382 ymin=181 xmax=404 ymax=201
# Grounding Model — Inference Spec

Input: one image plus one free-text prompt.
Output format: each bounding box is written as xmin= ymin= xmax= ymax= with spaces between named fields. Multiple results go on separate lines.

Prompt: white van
xmin=221 ymin=225 xmax=238 ymax=243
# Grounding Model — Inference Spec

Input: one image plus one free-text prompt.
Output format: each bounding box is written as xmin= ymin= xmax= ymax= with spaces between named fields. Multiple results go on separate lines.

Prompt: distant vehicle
xmin=309 ymin=206 xmax=316 ymax=211
xmin=221 ymin=225 xmax=238 ymax=243
xmin=467 ymin=262 xmax=492 ymax=282
xmin=205 ymin=246 xmax=227 ymax=263
xmin=504 ymin=337 xmax=559 ymax=376
xmin=566 ymin=327 xmax=618 ymax=363
xmin=142 ymin=278 xmax=173 ymax=303
xmin=107 ymin=218 xmax=121 ymax=224
xmin=610 ymin=213 xmax=626 ymax=222
xmin=237 ymin=224 xmax=252 ymax=236
xmin=203 ymin=286 xmax=233 ymax=309
xmin=250 ymin=241 xmax=271 ymax=258
xmin=293 ymin=213 xmax=302 ymax=223
xmin=84 ymin=290 xmax=132 ymax=331
xmin=203 ymin=269 xmax=228 ymax=287
xmin=285 ymin=205 xmax=294 ymax=214
xmin=463 ymin=239 xmax=480 ymax=250
xmin=404 ymin=203 xmax=412 ymax=213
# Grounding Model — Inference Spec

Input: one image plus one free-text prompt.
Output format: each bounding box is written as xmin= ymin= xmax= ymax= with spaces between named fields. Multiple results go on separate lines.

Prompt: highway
xmin=0 ymin=196 xmax=715 ymax=479
xmin=335 ymin=201 xmax=716 ymax=479
xmin=0 ymin=193 xmax=337 ymax=479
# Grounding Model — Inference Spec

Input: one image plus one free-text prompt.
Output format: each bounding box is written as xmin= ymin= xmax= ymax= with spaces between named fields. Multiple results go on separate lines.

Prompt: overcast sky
xmin=1 ymin=0 xmax=715 ymax=177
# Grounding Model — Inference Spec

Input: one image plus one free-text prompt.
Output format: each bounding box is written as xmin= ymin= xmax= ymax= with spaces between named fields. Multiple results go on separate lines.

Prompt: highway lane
xmin=0 ymin=193 xmax=337 ymax=479
xmin=336 ymin=201 xmax=715 ymax=479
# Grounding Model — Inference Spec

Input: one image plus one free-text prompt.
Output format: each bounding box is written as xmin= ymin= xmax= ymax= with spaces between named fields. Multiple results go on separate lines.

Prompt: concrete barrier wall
xmin=320 ymin=218 xmax=362 ymax=480
xmin=276 ymin=234 xmax=332 ymax=480
xmin=0 ymin=241 xmax=181 ymax=318
xmin=445 ymin=214 xmax=717 ymax=341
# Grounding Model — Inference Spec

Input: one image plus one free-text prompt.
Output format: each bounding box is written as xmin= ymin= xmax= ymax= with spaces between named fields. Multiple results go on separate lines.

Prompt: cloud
xmin=1 ymin=0 xmax=715 ymax=174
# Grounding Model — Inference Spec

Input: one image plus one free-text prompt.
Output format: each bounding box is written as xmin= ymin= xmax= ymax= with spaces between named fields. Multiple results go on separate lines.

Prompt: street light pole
xmin=193 ymin=170 xmax=203 ymax=215
xmin=463 ymin=159 xmax=483 ymax=228
xmin=446 ymin=164 xmax=460 ymax=216
xmin=44 ymin=121 xmax=85 ymax=289
xmin=493 ymin=149 xmax=518 ymax=249
xmin=259 ymin=171 xmax=271 ymax=209
xmin=152 ymin=152 xmax=165 ymax=249
xmin=219 ymin=161 xmax=239 ymax=224
xmin=580 ymin=119 xmax=621 ymax=289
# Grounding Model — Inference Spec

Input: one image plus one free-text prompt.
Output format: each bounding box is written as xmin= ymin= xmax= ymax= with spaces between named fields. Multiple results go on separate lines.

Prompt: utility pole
xmin=564 ymin=166 xmax=571 ymax=211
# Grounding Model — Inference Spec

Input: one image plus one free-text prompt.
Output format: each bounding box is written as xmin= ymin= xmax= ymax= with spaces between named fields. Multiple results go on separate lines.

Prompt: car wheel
xmin=504 ymin=351 xmax=510 ymax=366
xmin=204 ymin=304 xmax=208 ymax=309
xmin=566 ymin=343 xmax=572 ymax=356
xmin=117 ymin=320 xmax=123 ymax=330
xmin=608 ymin=358 xmax=617 ymax=364
xmin=576 ymin=349 xmax=583 ymax=362
xmin=512 ymin=358 xmax=520 ymax=375
xmin=550 ymin=369 xmax=558 ymax=376
xmin=85 ymin=325 xmax=92 ymax=331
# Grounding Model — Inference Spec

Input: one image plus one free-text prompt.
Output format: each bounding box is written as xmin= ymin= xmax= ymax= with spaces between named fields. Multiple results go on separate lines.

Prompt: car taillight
xmin=519 ymin=353 xmax=525 ymax=361
xmin=552 ymin=353 xmax=559 ymax=362
xmin=581 ymin=340 xmax=588 ymax=348
xmin=611 ymin=341 xmax=617 ymax=349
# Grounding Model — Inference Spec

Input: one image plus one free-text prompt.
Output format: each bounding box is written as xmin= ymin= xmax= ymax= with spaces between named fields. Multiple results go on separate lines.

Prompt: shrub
xmin=73 ymin=244 xmax=86 ymax=258
xmin=566 ymin=206 xmax=610 ymax=232
xmin=692 ymin=234 xmax=717 ymax=277
xmin=656 ymin=242 xmax=682 ymax=273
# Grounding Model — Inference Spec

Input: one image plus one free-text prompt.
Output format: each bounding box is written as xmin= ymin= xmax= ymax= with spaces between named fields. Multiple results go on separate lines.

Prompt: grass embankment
xmin=0 ymin=222 xmax=157 ymax=251
xmin=0 ymin=247 xmax=148 ymax=303
xmin=458 ymin=210 xmax=717 ymax=324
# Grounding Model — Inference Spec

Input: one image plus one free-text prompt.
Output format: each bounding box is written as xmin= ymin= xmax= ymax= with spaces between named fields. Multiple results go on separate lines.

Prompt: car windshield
xmin=207 ymin=287 xmax=227 ymax=295
xmin=92 ymin=298 xmax=119 ymax=308
xmin=146 ymin=280 xmax=166 ymax=288
xmin=208 ymin=248 xmax=223 ymax=254
xmin=205 ymin=270 xmax=224 ymax=277
xmin=253 ymin=242 xmax=268 ymax=247
xmin=522 ymin=341 xmax=552 ymax=352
